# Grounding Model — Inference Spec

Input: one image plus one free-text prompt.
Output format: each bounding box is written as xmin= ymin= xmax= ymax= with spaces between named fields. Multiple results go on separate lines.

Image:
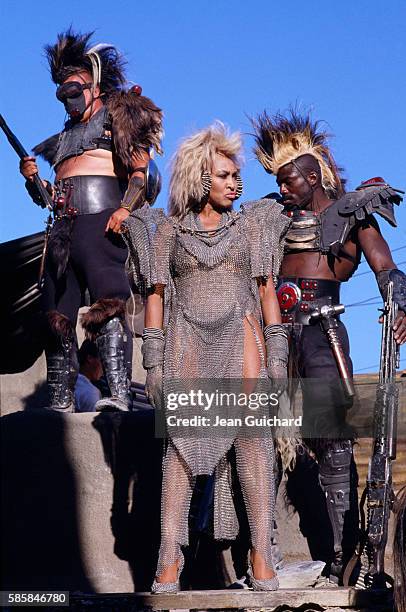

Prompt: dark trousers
xmin=286 ymin=321 xmax=359 ymax=568
xmin=42 ymin=209 xmax=132 ymax=364
xmin=297 ymin=321 xmax=354 ymax=443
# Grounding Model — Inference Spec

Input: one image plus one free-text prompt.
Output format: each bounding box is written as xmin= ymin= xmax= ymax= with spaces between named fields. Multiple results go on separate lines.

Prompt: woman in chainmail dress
xmin=123 ymin=122 xmax=290 ymax=592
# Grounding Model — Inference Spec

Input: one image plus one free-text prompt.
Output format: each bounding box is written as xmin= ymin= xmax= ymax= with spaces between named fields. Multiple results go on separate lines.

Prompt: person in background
xmin=75 ymin=339 xmax=103 ymax=413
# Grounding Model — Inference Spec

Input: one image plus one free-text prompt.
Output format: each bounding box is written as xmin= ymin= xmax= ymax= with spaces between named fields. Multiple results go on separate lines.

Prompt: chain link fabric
xmin=123 ymin=198 xmax=290 ymax=577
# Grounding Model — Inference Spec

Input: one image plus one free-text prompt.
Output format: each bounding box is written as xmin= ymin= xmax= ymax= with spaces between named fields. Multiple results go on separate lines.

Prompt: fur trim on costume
xmin=44 ymin=28 xmax=126 ymax=95
xmin=252 ymin=109 xmax=345 ymax=198
xmin=46 ymin=311 xmax=75 ymax=340
xmin=47 ymin=218 xmax=74 ymax=280
xmin=81 ymin=298 xmax=126 ymax=341
xmin=32 ymin=133 xmax=60 ymax=165
xmin=107 ymin=91 xmax=163 ymax=167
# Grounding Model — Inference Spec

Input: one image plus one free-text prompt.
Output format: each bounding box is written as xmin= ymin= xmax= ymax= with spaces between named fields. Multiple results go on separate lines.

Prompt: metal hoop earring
xmin=201 ymin=171 xmax=212 ymax=199
xmin=235 ymin=174 xmax=243 ymax=199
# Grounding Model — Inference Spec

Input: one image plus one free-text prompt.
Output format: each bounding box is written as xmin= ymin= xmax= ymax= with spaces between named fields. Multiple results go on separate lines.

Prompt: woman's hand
xmin=105 ymin=208 xmax=130 ymax=234
xmin=393 ymin=310 xmax=406 ymax=345
xmin=267 ymin=358 xmax=288 ymax=397
xmin=145 ymin=365 xmax=163 ymax=409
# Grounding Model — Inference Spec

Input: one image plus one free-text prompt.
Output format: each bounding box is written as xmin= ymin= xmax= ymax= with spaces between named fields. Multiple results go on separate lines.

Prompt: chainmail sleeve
xmin=241 ymin=198 xmax=290 ymax=285
xmin=122 ymin=204 xmax=175 ymax=296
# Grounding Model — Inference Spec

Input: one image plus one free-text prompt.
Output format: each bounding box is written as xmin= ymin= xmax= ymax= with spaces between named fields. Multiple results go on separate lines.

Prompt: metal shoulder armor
xmin=320 ymin=177 xmax=403 ymax=257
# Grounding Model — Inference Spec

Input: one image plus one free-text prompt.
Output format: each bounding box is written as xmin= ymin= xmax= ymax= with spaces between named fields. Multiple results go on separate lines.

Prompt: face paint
xmin=56 ymin=81 xmax=92 ymax=119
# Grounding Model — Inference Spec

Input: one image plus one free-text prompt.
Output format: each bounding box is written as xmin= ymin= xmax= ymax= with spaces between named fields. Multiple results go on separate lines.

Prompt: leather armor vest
xmin=53 ymin=107 xmax=112 ymax=167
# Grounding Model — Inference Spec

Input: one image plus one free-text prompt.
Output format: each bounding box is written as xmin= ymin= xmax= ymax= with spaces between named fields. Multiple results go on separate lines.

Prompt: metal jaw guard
xmin=95 ymin=317 xmax=132 ymax=412
xmin=46 ymin=335 xmax=79 ymax=412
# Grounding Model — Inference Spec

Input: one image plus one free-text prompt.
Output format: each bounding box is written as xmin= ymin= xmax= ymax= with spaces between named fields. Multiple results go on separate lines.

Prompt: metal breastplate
xmin=53 ymin=107 xmax=112 ymax=167
xmin=284 ymin=209 xmax=321 ymax=253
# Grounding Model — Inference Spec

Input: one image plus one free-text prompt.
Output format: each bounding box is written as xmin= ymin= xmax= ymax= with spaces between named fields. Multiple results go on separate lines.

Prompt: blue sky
xmin=1 ymin=0 xmax=405 ymax=372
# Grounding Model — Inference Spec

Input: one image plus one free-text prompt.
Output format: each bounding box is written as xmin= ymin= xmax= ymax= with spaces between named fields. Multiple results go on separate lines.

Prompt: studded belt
xmin=277 ymin=277 xmax=341 ymax=325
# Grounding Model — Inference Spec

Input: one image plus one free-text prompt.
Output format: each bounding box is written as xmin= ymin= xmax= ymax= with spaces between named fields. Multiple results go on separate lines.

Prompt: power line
xmin=355 ymin=358 xmax=406 ymax=373
xmin=353 ymin=259 xmax=406 ymax=278
xmin=345 ymin=295 xmax=381 ymax=308
xmin=346 ymin=301 xmax=381 ymax=308
xmin=357 ymin=245 xmax=406 ymax=266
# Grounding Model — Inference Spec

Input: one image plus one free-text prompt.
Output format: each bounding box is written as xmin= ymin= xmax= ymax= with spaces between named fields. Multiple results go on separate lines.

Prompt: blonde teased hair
xmin=168 ymin=121 xmax=243 ymax=219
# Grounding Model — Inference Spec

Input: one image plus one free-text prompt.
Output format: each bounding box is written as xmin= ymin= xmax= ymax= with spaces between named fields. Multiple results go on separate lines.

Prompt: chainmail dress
xmin=123 ymin=198 xmax=289 ymax=578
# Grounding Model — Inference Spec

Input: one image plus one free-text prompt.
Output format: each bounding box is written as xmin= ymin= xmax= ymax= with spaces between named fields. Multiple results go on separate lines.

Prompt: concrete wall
xmin=1 ymin=410 xmax=162 ymax=592
xmin=1 ymin=348 xmax=404 ymax=593
xmin=0 ymin=407 xmax=307 ymax=593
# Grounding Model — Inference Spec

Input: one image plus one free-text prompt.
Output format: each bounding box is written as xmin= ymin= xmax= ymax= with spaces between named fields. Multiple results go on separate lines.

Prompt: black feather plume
xmin=44 ymin=27 xmax=126 ymax=96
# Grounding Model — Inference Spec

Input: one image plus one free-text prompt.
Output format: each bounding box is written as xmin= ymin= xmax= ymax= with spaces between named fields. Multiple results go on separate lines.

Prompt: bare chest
xmin=55 ymin=149 xmax=117 ymax=180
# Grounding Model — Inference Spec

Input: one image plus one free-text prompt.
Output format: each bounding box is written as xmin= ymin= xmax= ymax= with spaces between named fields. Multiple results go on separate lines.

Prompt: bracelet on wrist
xmin=120 ymin=203 xmax=132 ymax=212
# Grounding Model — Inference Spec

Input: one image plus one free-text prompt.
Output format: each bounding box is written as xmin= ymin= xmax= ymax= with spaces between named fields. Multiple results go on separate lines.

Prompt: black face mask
xmin=56 ymin=81 xmax=92 ymax=119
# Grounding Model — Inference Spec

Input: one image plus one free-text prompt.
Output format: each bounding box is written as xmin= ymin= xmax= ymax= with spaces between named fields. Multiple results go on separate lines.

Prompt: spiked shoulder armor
xmin=320 ymin=178 xmax=403 ymax=257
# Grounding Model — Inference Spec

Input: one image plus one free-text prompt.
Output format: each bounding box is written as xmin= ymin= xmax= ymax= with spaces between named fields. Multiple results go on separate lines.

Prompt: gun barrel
xmin=365 ymin=281 xmax=399 ymax=585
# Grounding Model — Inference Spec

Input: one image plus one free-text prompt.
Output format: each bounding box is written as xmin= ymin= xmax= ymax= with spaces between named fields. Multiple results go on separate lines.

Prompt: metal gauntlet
xmin=264 ymin=324 xmax=289 ymax=378
xmin=142 ymin=327 xmax=164 ymax=409
xmin=142 ymin=327 xmax=165 ymax=369
xmin=376 ymin=269 xmax=406 ymax=312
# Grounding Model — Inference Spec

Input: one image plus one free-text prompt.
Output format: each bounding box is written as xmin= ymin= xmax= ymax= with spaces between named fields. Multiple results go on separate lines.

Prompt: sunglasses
xmin=56 ymin=81 xmax=92 ymax=101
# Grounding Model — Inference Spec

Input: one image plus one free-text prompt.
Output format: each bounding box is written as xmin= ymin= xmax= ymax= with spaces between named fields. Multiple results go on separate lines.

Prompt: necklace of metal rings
xmin=174 ymin=210 xmax=240 ymax=237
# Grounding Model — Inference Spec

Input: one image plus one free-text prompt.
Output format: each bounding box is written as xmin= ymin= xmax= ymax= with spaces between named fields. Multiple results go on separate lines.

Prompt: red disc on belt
xmin=277 ymin=282 xmax=301 ymax=312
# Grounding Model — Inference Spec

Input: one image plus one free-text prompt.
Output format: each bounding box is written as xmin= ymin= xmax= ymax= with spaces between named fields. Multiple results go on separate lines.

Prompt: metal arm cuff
xmin=120 ymin=175 xmax=146 ymax=212
xmin=264 ymin=324 xmax=289 ymax=366
xmin=142 ymin=327 xmax=165 ymax=369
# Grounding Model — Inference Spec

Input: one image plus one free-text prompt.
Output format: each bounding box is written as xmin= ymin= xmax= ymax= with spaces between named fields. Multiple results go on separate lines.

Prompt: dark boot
xmin=318 ymin=440 xmax=353 ymax=583
xmin=81 ymin=299 xmax=131 ymax=412
xmin=95 ymin=317 xmax=131 ymax=411
xmin=45 ymin=312 xmax=78 ymax=412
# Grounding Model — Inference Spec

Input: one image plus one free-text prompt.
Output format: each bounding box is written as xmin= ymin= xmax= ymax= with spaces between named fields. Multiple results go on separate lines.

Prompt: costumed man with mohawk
xmin=20 ymin=29 xmax=163 ymax=412
xmin=252 ymin=110 xmax=405 ymax=583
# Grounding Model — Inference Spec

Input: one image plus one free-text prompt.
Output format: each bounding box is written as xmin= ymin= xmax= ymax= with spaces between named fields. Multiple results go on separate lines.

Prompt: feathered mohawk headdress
xmin=252 ymin=109 xmax=345 ymax=198
xmin=44 ymin=28 xmax=126 ymax=96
